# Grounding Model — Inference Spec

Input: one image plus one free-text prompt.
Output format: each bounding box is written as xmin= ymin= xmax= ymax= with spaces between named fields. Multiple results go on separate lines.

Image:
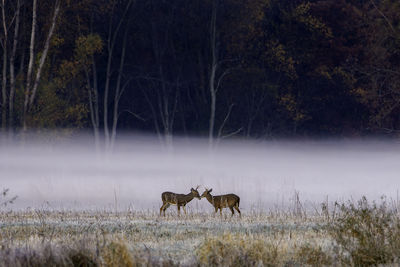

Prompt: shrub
xmin=327 ymin=196 xmax=400 ymax=266
xmin=66 ymin=248 xmax=97 ymax=267
xmin=0 ymin=245 xmax=98 ymax=267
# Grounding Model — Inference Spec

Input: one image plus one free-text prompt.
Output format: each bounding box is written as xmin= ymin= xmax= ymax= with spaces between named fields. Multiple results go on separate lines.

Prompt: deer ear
xmin=209 ymin=189 xmax=212 ymax=193
xmin=191 ymin=188 xmax=194 ymax=191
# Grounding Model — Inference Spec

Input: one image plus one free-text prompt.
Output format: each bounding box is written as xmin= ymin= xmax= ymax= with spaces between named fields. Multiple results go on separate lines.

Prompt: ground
xmin=0 ymin=209 xmax=334 ymax=266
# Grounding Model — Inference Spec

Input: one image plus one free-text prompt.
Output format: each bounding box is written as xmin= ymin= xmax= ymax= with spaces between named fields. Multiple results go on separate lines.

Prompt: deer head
xmin=191 ymin=186 xmax=201 ymax=199
xmin=201 ymin=188 xmax=212 ymax=198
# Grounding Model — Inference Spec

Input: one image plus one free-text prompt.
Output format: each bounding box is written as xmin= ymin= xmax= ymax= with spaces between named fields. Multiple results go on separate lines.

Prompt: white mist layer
xmin=1 ymin=136 xmax=400 ymax=211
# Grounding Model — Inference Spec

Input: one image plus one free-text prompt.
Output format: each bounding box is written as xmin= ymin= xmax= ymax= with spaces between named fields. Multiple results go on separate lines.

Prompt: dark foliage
xmin=1 ymin=0 xmax=400 ymax=140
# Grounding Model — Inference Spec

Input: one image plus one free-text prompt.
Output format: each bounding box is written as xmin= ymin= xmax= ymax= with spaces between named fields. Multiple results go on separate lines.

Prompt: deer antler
xmin=195 ymin=185 xmax=200 ymax=190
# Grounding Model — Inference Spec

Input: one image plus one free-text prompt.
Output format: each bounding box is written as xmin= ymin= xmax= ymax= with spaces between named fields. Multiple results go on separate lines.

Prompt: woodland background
xmin=0 ymin=0 xmax=399 ymax=148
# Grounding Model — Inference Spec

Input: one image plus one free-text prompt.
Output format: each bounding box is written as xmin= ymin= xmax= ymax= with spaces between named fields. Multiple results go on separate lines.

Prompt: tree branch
xmin=217 ymin=103 xmax=235 ymax=138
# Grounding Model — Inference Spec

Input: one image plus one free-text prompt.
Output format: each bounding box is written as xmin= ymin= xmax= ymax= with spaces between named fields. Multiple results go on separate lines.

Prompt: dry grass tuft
xmin=101 ymin=239 xmax=134 ymax=267
xmin=294 ymin=243 xmax=332 ymax=266
xmin=196 ymin=234 xmax=283 ymax=266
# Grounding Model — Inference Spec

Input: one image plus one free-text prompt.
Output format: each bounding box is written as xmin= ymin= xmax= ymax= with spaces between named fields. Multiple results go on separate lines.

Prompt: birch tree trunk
xmin=8 ymin=0 xmax=20 ymax=138
xmin=85 ymin=59 xmax=100 ymax=152
xmin=208 ymin=1 xmax=237 ymax=146
xmin=23 ymin=0 xmax=37 ymax=131
xmin=28 ymin=0 xmax=60 ymax=107
xmin=208 ymin=0 xmax=218 ymax=147
xmin=92 ymin=59 xmax=100 ymax=150
xmin=149 ymin=6 xmax=179 ymax=148
xmin=1 ymin=0 xmax=8 ymax=134
xmin=110 ymin=24 xmax=129 ymax=151
xmin=103 ymin=0 xmax=132 ymax=151
xmin=23 ymin=0 xmax=60 ymax=131
xmin=103 ymin=28 xmax=112 ymax=149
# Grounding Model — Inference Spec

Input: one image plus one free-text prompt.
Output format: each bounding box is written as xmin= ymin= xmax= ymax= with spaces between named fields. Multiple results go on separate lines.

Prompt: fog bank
xmin=1 ymin=136 xmax=400 ymax=212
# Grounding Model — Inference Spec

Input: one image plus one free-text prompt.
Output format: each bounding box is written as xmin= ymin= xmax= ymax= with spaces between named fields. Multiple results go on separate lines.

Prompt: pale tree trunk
xmin=23 ymin=0 xmax=60 ymax=132
xmin=28 ymin=0 xmax=60 ymax=107
xmin=92 ymin=60 xmax=100 ymax=150
xmin=141 ymin=81 xmax=163 ymax=144
xmin=85 ymin=59 xmax=100 ymax=152
xmin=208 ymin=0 xmax=218 ymax=148
xmin=1 ymin=0 xmax=8 ymax=136
xmin=158 ymin=65 xmax=171 ymax=147
xmin=150 ymin=10 xmax=178 ymax=149
xmin=208 ymin=0 xmax=237 ymax=146
xmin=23 ymin=0 xmax=37 ymax=132
xmin=103 ymin=29 xmax=112 ymax=149
xmin=8 ymin=0 xmax=20 ymax=139
xmin=103 ymin=0 xmax=132 ymax=151
xmin=110 ymin=24 xmax=129 ymax=151
xmin=86 ymin=15 xmax=100 ymax=151
xmin=157 ymin=74 xmax=179 ymax=149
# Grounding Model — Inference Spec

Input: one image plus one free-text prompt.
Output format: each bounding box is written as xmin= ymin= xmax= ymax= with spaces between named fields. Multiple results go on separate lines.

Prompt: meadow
xmin=1 ymin=196 xmax=400 ymax=266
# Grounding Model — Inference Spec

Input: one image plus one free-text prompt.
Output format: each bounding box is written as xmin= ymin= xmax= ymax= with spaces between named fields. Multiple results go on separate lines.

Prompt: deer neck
xmin=205 ymin=194 xmax=214 ymax=204
xmin=183 ymin=192 xmax=194 ymax=202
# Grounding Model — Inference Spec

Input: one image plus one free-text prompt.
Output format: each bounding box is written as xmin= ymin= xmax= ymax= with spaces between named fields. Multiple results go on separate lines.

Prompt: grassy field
xmin=1 ymin=197 xmax=400 ymax=266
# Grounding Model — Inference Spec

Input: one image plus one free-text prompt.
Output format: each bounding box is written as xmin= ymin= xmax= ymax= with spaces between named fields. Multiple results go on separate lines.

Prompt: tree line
xmin=0 ymin=0 xmax=399 ymax=148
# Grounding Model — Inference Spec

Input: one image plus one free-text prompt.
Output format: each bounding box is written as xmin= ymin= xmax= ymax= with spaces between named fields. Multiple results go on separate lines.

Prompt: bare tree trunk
xmin=85 ymin=15 xmax=100 ymax=151
xmin=110 ymin=24 xmax=129 ymax=151
xmin=103 ymin=0 xmax=132 ymax=151
xmin=140 ymin=80 xmax=163 ymax=143
xmin=207 ymin=1 xmax=237 ymax=145
xmin=29 ymin=0 xmax=60 ymax=107
xmin=18 ymin=4 xmax=25 ymax=79
xmin=23 ymin=0 xmax=37 ymax=131
xmin=1 ymin=0 xmax=8 ymax=135
xmin=150 ymin=11 xmax=177 ymax=148
xmin=92 ymin=58 xmax=100 ymax=150
xmin=208 ymin=0 xmax=218 ymax=148
xmin=85 ymin=61 xmax=100 ymax=152
xmin=8 ymin=0 xmax=20 ymax=139
xmin=158 ymin=65 xmax=171 ymax=146
xmin=23 ymin=0 xmax=60 ymax=132
xmin=103 ymin=38 xmax=112 ymax=149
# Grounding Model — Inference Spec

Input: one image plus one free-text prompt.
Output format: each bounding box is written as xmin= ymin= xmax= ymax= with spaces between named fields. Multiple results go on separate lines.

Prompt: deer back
xmin=162 ymin=191 xmax=193 ymax=205
xmin=213 ymin=194 xmax=240 ymax=208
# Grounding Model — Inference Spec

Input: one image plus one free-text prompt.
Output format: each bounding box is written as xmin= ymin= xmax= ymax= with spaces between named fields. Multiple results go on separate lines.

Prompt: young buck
xmin=160 ymin=186 xmax=201 ymax=216
xmin=201 ymin=188 xmax=241 ymax=217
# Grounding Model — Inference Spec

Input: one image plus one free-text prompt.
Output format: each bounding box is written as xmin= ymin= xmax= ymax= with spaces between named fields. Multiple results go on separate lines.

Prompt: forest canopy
xmin=0 ymin=0 xmax=399 ymax=146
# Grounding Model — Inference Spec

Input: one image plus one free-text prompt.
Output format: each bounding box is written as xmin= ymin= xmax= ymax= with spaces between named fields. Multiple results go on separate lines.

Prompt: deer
xmin=160 ymin=186 xmax=201 ymax=216
xmin=201 ymin=188 xmax=241 ymax=217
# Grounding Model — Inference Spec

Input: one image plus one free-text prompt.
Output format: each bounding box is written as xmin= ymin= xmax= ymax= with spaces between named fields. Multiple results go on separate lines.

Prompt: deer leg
xmin=163 ymin=203 xmax=170 ymax=216
xmin=183 ymin=205 xmax=187 ymax=215
xmin=160 ymin=203 xmax=165 ymax=216
xmin=229 ymin=207 xmax=235 ymax=216
xmin=220 ymin=208 xmax=222 ymax=216
xmin=177 ymin=205 xmax=181 ymax=216
xmin=234 ymin=205 xmax=241 ymax=217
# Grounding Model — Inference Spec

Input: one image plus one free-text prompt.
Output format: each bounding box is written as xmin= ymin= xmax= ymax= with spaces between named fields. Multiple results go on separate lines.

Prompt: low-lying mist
xmin=1 ymin=135 xmax=400 ymax=212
